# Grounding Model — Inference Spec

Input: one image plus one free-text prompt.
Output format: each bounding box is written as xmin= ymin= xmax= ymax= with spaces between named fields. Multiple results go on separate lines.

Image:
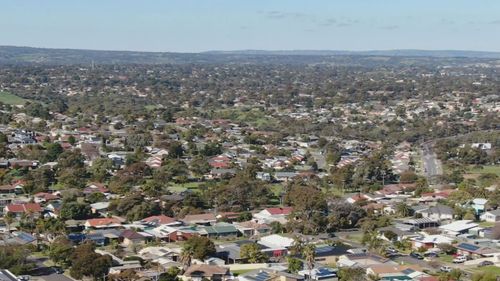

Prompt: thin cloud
xmin=489 ymin=19 xmax=500 ymax=24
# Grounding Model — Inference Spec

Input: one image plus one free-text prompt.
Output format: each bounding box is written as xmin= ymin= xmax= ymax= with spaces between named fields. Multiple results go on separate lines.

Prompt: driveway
xmin=28 ymin=257 xmax=75 ymax=281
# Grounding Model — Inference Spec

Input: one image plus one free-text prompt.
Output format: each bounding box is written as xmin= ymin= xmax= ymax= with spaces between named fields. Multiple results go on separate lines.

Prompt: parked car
xmin=52 ymin=266 xmax=64 ymax=274
xmin=424 ymin=252 xmax=439 ymax=258
xmin=410 ymin=252 xmax=424 ymax=260
xmin=453 ymin=256 xmax=467 ymax=263
xmin=440 ymin=266 xmax=452 ymax=272
xmin=477 ymin=260 xmax=494 ymax=267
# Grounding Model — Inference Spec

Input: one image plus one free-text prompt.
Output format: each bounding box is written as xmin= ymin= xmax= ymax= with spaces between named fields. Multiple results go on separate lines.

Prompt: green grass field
xmin=167 ymin=182 xmax=203 ymax=193
xmin=0 ymin=91 xmax=27 ymax=105
xmin=472 ymin=265 xmax=500 ymax=275
xmin=466 ymin=165 xmax=500 ymax=176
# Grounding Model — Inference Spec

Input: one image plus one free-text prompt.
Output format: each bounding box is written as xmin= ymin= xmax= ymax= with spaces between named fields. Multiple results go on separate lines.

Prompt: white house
xmin=480 ymin=209 xmax=500 ymax=222
xmin=253 ymin=207 xmax=293 ymax=224
xmin=439 ymin=220 xmax=478 ymax=237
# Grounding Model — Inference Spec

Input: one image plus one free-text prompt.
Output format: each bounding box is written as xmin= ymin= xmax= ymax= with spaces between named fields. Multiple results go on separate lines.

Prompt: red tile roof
xmin=6 ymin=203 xmax=43 ymax=213
xmin=85 ymin=217 xmax=121 ymax=227
xmin=266 ymin=207 xmax=293 ymax=215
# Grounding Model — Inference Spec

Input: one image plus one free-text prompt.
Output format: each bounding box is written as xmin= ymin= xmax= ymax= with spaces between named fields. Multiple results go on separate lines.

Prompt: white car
xmin=453 ymin=256 xmax=467 ymax=263
xmin=440 ymin=266 xmax=452 ymax=272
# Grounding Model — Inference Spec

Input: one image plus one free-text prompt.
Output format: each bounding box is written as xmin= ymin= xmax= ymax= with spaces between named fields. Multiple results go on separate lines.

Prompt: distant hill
xmin=204 ymin=49 xmax=500 ymax=58
xmin=1 ymin=45 xmax=500 ymax=65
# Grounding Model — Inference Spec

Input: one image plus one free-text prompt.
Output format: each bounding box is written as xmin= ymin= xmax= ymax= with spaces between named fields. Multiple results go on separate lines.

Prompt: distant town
xmin=0 ymin=46 xmax=498 ymax=281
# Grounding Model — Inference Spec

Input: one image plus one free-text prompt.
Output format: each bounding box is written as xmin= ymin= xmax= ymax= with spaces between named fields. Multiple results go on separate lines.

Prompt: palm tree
xmin=302 ymin=244 xmax=316 ymax=281
xmin=290 ymin=235 xmax=304 ymax=256
xmin=3 ymin=212 xmax=14 ymax=233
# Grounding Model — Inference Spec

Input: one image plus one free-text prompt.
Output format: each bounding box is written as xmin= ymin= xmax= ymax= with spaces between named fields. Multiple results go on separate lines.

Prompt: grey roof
xmin=0 ymin=270 xmax=18 ymax=281
xmin=422 ymin=204 xmax=454 ymax=215
xmin=485 ymin=209 xmax=500 ymax=216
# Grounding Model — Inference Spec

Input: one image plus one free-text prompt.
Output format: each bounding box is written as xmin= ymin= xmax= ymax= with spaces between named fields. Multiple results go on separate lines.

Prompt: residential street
xmin=421 ymin=142 xmax=443 ymax=183
xmin=29 ymin=257 xmax=74 ymax=281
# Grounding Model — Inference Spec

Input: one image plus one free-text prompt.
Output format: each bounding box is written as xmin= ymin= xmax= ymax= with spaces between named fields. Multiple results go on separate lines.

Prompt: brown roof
xmin=183 ymin=264 xmax=229 ymax=277
xmin=183 ymin=213 xmax=216 ymax=223
xmin=121 ymin=229 xmax=145 ymax=240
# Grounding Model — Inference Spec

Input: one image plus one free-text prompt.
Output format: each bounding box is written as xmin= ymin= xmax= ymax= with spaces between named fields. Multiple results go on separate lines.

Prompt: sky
xmin=1 ymin=0 xmax=500 ymax=53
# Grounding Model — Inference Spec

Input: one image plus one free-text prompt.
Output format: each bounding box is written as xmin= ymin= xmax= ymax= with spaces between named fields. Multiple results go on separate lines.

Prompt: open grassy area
xmin=269 ymin=183 xmax=284 ymax=196
xmin=167 ymin=181 xmax=203 ymax=193
xmin=471 ymin=265 xmax=500 ymax=275
xmin=437 ymin=254 xmax=454 ymax=263
xmin=0 ymin=91 xmax=27 ymax=105
xmin=342 ymin=233 xmax=364 ymax=244
xmin=466 ymin=165 xmax=500 ymax=176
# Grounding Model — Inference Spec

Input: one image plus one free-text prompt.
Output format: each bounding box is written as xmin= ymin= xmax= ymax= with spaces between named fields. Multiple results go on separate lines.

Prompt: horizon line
xmin=2 ymin=45 xmax=500 ymax=55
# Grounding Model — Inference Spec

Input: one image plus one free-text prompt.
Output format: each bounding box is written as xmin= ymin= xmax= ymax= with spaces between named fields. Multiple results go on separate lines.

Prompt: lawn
xmin=269 ymin=183 xmax=284 ymax=196
xmin=466 ymin=165 xmax=500 ymax=176
xmin=0 ymin=91 xmax=27 ymax=105
xmin=437 ymin=254 xmax=454 ymax=263
xmin=167 ymin=181 xmax=203 ymax=193
xmin=472 ymin=265 xmax=500 ymax=275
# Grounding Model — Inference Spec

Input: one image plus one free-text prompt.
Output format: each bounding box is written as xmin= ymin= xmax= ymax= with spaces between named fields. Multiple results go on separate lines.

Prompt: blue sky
xmin=1 ymin=0 xmax=500 ymax=52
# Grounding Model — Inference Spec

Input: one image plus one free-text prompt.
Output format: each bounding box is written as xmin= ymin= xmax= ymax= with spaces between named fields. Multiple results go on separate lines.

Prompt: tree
xmin=240 ymin=243 xmax=268 ymax=263
xmin=44 ymin=142 xmax=63 ymax=162
xmin=338 ymin=267 xmax=365 ymax=281
xmin=289 ymin=236 xmax=305 ymax=257
xmin=3 ymin=212 xmax=15 ymax=232
xmin=48 ymin=237 xmax=73 ymax=267
xmin=287 ymin=257 xmax=303 ymax=274
xmin=182 ymin=236 xmax=216 ymax=261
xmin=159 ymin=267 xmax=181 ymax=281
xmin=0 ymin=245 xmax=35 ymax=275
xmin=90 ymin=158 xmax=113 ymax=182
xmin=399 ymin=170 xmax=418 ymax=183
xmin=302 ymin=244 xmax=316 ymax=281
xmin=109 ymin=269 xmax=139 ymax=281
xmin=437 ymin=243 xmax=456 ymax=255
xmin=167 ymin=141 xmax=184 ymax=159
xmin=60 ymin=202 xmax=92 ymax=220
xmin=362 ymin=231 xmax=383 ymax=252
xmin=395 ymin=202 xmax=412 ymax=217
xmin=70 ymin=242 xmax=112 ymax=280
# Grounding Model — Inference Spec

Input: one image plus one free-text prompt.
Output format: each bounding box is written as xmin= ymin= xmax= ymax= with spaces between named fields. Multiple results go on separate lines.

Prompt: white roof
xmin=472 ymin=198 xmax=488 ymax=205
xmin=439 ymin=220 xmax=478 ymax=232
xmin=414 ymin=234 xmax=453 ymax=244
xmin=258 ymin=234 xmax=294 ymax=249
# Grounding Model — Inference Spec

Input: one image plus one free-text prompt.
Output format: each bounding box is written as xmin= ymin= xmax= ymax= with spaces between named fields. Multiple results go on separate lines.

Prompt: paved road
xmin=421 ymin=142 xmax=443 ymax=183
xmin=29 ymin=257 xmax=74 ymax=281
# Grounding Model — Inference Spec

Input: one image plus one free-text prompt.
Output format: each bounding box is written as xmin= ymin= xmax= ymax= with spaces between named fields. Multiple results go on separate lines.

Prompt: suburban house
xmin=480 ymin=209 xmax=500 ymax=222
xmin=415 ymin=204 xmax=454 ymax=221
xmin=85 ymin=217 xmax=122 ymax=230
xmin=258 ymin=234 xmax=294 ymax=257
xmin=233 ymin=220 xmax=271 ymax=237
xmin=121 ymin=229 xmax=148 ymax=246
xmin=182 ymin=213 xmax=217 ymax=226
xmin=239 ymin=269 xmax=304 ymax=281
xmin=253 ymin=207 xmax=293 ymax=224
xmin=439 ymin=220 xmax=478 ymax=237
xmin=411 ymin=234 xmax=453 ymax=250
xmin=200 ymin=223 xmax=239 ymax=239
xmin=139 ymin=215 xmax=181 ymax=227
xmin=183 ymin=264 xmax=232 ymax=281
xmin=4 ymin=203 xmax=43 ymax=218
xmin=366 ymin=264 xmax=427 ymax=281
